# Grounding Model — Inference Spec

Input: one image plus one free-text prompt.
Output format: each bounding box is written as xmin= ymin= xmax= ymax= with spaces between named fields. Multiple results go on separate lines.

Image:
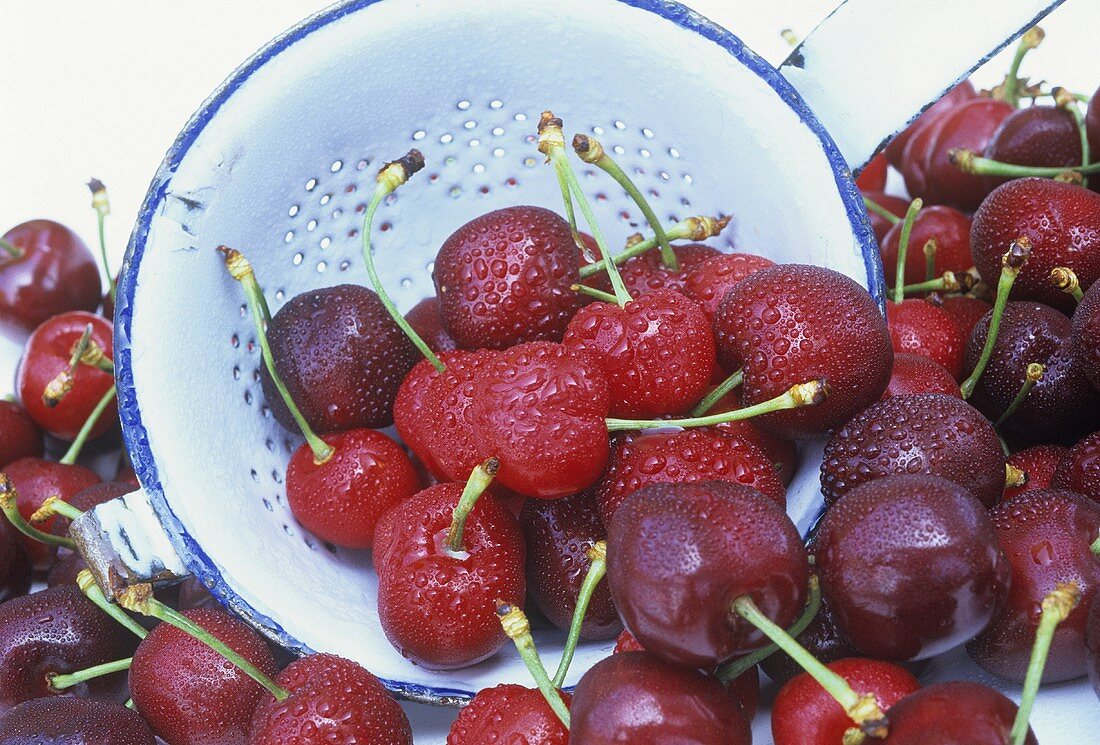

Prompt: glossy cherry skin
xmin=563 ymin=289 xmax=715 ymax=417
xmin=885 ymin=80 xmax=977 ymax=169
xmin=965 ymin=301 xmax=1100 ymax=444
xmin=817 ymin=475 xmax=1010 ymax=661
xmin=1072 ymin=279 xmax=1100 ymax=391
xmin=1053 ymin=431 xmax=1100 ymax=502
xmin=704 ymin=391 xmax=800 ymax=486
xmin=0 ymin=697 xmax=156 ymax=745
xmin=862 ymin=191 xmax=910 ymax=243
xmin=608 ymin=480 xmax=808 ymax=668
xmin=971 ymin=178 xmax=1100 ymax=313
xmin=1006 ymin=444 xmax=1068 ymax=501
xmin=0 ymin=517 xmax=30 ymax=603
xmin=0 ymin=585 xmax=136 ymax=713
xmin=129 ymin=607 xmax=277 ymax=745
xmin=714 ymin=264 xmax=893 ymax=439
xmin=772 ymin=658 xmax=920 ymax=745
xmin=393 ymin=350 xmax=468 ymax=481
xmin=3 ymin=457 xmax=99 ymax=569
xmin=16 ymin=311 xmax=116 ymax=441
xmin=286 ymin=428 xmax=419 ymax=549
xmin=919 ymin=97 xmax=1014 ymax=211
xmin=0 ymin=401 xmax=42 ymax=469
xmin=586 ymin=243 xmax=720 ymax=299
xmin=940 ymin=294 xmax=991 ymax=339
xmin=1088 ymin=596 xmax=1100 ymax=701
xmin=434 ymin=206 xmax=582 ymax=349
xmin=569 ymin=651 xmax=750 ymax=745
xmin=447 ymin=684 xmax=568 ymax=745
xmin=856 ymin=153 xmax=888 ymax=191
xmin=822 ymin=394 xmax=1005 ymax=508
xmin=887 ymin=299 xmax=966 ymax=380
xmin=880 ymin=206 xmax=972 ymax=288
xmin=519 ymin=491 xmax=621 ymax=639
xmin=879 ymin=681 xmax=1036 ymax=745
xmin=373 ymin=484 xmax=525 ymax=669
xmin=1088 ymin=86 xmax=1100 ymax=160
xmin=260 ymin=284 xmax=418 ymax=433
xmin=968 ymin=489 xmax=1100 ymax=683
xmin=683 ymin=252 xmax=776 ymax=321
xmin=248 ymin=653 xmax=411 ymax=744
xmin=759 ymin=589 xmax=859 ymax=686
xmin=983 ymin=105 xmax=1083 ymax=192
xmin=594 ymin=428 xmax=786 ymax=528
xmin=0 ymin=220 xmax=101 ymax=341
xmin=882 ymin=353 xmax=960 ymax=399
xmin=404 ymin=296 xmax=457 ymax=353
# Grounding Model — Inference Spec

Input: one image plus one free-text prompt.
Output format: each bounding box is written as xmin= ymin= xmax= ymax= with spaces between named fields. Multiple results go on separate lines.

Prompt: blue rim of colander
xmin=114 ymin=0 xmax=883 ymax=705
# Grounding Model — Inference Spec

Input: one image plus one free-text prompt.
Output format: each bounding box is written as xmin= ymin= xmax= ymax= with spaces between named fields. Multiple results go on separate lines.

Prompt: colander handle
xmin=69 ymin=487 xmax=190 ymax=601
xmin=777 ymin=0 xmax=1066 ymax=171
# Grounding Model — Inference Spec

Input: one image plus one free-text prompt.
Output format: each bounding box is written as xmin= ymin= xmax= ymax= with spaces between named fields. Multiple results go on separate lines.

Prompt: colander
xmin=72 ymin=0 xmax=1064 ymax=706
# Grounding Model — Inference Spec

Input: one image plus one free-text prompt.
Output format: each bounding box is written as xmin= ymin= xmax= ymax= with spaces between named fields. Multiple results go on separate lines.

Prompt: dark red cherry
xmin=879 ymin=681 xmax=1036 ymax=745
xmin=563 ymin=289 xmax=715 ymax=418
xmin=887 ymin=299 xmax=966 ymax=380
xmin=0 ymin=697 xmax=156 ymax=744
xmin=817 ymin=475 xmax=1010 ymax=661
xmin=248 ymin=653 xmax=412 ymax=745
xmin=971 ymin=178 xmax=1100 ymax=313
xmin=1005 ymin=444 xmax=1068 ymax=501
xmin=920 ymin=97 xmax=1014 ymax=211
xmin=882 ymin=353 xmax=960 ymax=399
xmin=821 ymin=394 xmax=1005 ymax=508
xmin=613 ymin=628 xmax=643 ymax=653
xmin=519 ymin=491 xmax=620 ymax=639
xmin=393 ymin=350 xmax=469 ymax=481
xmin=1088 ymin=86 xmax=1100 ymax=158
xmin=175 ymin=577 xmax=219 ymax=611
xmin=16 ymin=311 xmax=116 ymax=441
xmin=3 ymin=457 xmax=99 ymax=569
xmin=48 ymin=481 xmax=136 ymax=584
xmin=404 ymin=296 xmax=457 ymax=353
xmin=714 ymin=264 xmax=893 ymax=439
xmin=260 ymin=284 xmax=418 ymax=433
xmin=570 ymin=651 xmax=751 ymax=745
xmin=967 ymin=489 xmax=1100 ymax=683
xmin=1052 ymin=431 xmax=1100 ymax=503
xmin=373 ymin=484 xmax=525 ymax=669
xmin=129 ymin=607 xmax=277 ymax=745
xmin=1088 ymin=595 xmax=1100 ymax=700
xmin=0 ymin=517 xmax=30 ymax=603
xmin=880 ymin=206 xmax=973 ymax=288
xmin=862 ymin=191 xmax=910 ymax=243
xmin=0 ymin=401 xmax=42 ymax=469
xmin=286 ymin=428 xmax=419 ymax=549
xmin=940 ymin=294 xmax=992 ymax=339
xmin=586 ymin=243 xmax=720 ymax=299
xmin=683 ymin=252 xmax=776 ymax=321
xmin=704 ymin=392 xmax=800 ymax=486
xmin=0 ymin=220 xmax=101 ymax=342
xmin=0 ymin=585 xmax=136 ymax=714
xmin=608 ymin=480 xmax=807 ymax=668
xmin=885 ymin=80 xmax=977 ymax=169
xmin=446 ymin=684 xmax=568 ymax=745
xmin=433 ymin=206 xmax=582 ymax=349
xmin=771 ymin=658 xmax=920 ymax=745
xmin=856 ymin=153 xmax=888 ymax=191
xmin=982 ymin=105 xmax=1083 ymax=191
xmin=1072 ymin=279 xmax=1100 ymax=391
xmin=594 ymin=428 xmax=785 ymax=528
xmin=759 ymin=590 xmax=860 ymax=686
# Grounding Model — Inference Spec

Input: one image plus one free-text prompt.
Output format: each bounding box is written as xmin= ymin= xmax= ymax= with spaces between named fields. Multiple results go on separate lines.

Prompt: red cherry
xmin=0 ymin=400 xmax=42 ymax=469
xmin=0 ymin=516 xmax=30 ymax=602
xmin=613 ymin=628 xmax=644 ymax=653
xmin=1088 ymin=86 xmax=1100 ymax=159
xmin=683 ymin=252 xmax=776 ymax=321
xmin=129 ymin=607 xmax=278 ymax=745
xmin=879 ymin=681 xmax=1036 ymax=744
xmin=404 ymin=296 xmax=457 ymax=353
xmin=393 ymin=351 xmax=468 ymax=481
xmin=982 ymin=105 xmax=1084 ymax=192
xmin=879 ymin=206 xmax=972 ymax=288
xmin=586 ymin=242 xmax=720 ymax=298
xmin=3 ymin=457 xmax=99 ymax=568
xmin=1053 ymin=431 xmax=1100 ymax=503
xmin=1089 ymin=595 xmax=1100 ymax=700
xmin=248 ymin=653 xmax=411 ymax=744
xmin=16 ymin=311 xmax=116 ymax=441
xmin=1072 ymin=279 xmax=1100 ymax=391
xmin=704 ymin=391 xmax=799 ymax=486
xmin=919 ymin=98 xmax=1014 ymax=211
xmin=0 ymin=220 xmax=101 ymax=341
xmin=856 ymin=153 xmax=888 ymax=191
xmin=1005 ymin=444 xmax=1068 ymax=501
xmin=771 ymin=658 xmax=920 ymax=745
xmin=886 ymin=299 xmax=966 ymax=380
xmin=882 ymin=353 xmax=961 ymax=399
xmin=373 ymin=484 xmax=525 ymax=669
xmin=434 ymin=206 xmax=582 ymax=349
xmin=862 ymin=191 xmax=910 ymax=243
xmin=758 ymin=589 xmax=859 ymax=686
xmin=0 ymin=697 xmax=156 ymax=744
xmin=940 ymin=294 xmax=992 ymax=339
xmin=885 ymin=80 xmax=977 ymax=169
xmin=446 ymin=684 xmax=568 ymax=745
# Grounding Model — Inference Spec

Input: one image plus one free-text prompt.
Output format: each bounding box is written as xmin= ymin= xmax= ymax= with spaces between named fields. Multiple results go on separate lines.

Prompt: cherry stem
xmin=1005 ymin=463 xmax=1029 ymax=490
xmin=573 ymin=134 xmax=677 ymax=270
xmin=119 ymin=584 xmax=289 ymax=701
xmin=0 ymin=473 xmax=76 ymax=550
xmin=0 ymin=238 xmax=22 ymax=259
xmin=717 ymin=574 xmax=822 ymax=682
xmin=732 ymin=594 xmax=887 ymax=736
xmin=1054 ymin=87 xmax=1091 ymax=187
xmin=361 ymin=151 xmax=444 ymax=372
xmin=960 ymin=238 xmax=1032 ymax=399
xmin=923 ymin=239 xmax=937 ymax=283
xmin=551 ymin=540 xmax=607 ymax=687
xmin=994 ymin=363 xmax=1044 ymax=428
xmin=893 ymin=271 xmax=976 ymax=297
xmin=80 ymin=342 xmax=115 ymax=375
xmin=893 ymin=198 xmax=923 ymax=304
xmin=445 ymin=457 xmax=499 ymax=553
xmin=539 ymin=113 xmax=631 ymax=307
xmin=496 ymin=601 xmax=570 ymax=729
xmin=1091 ymin=533 xmax=1100 ymax=556
xmin=690 ymin=368 xmax=745 ymax=417
xmin=30 ymin=496 xmax=83 ymax=524
xmin=1001 ymin=27 xmax=1044 ymax=107
xmin=1050 ymin=267 xmax=1084 ymax=303
xmin=570 ymin=283 xmax=619 ymax=304
xmin=87 ymin=178 xmax=116 ymax=303
xmin=1010 ymin=582 xmax=1080 ymax=745
xmin=59 ymin=383 xmax=117 ymax=466
xmin=862 ymin=196 xmax=901 ymax=225
xmin=49 ymin=656 xmax=132 ymax=691
xmin=577 ymin=214 xmax=730 ymax=279
xmin=76 ymin=570 xmax=148 ymax=640
xmin=43 ymin=324 xmax=94 ymax=408
xmin=606 ymin=379 xmax=828 ymax=432
xmin=949 ymin=149 xmax=1100 ymax=179
xmin=218 ymin=247 xmax=334 ymax=465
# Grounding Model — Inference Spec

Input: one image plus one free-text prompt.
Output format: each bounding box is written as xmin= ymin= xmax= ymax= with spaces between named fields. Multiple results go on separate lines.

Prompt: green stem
xmin=0 ymin=474 xmax=76 ymax=550
xmin=923 ymin=239 xmax=937 ymax=283
xmin=891 ymin=271 xmax=973 ymax=297
xmin=445 ymin=458 xmax=499 ymax=553
xmin=690 ymin=369 xmax=744 ymax=417
xmin=994 ymin=363 xmax=1043 ymax=428
xmin=49 ymin=657 xmax=132 ymax=691
xmin=893 ymin=198 xmax=923 ymax=304
xmin=950 ymin=151 xmax=1100 ymax=179
xmin=571 ymin=283 xmax=619 ymax=304
xmin=577 ymin=214 xmax=729 ymax=279
xmin=717 ymin=575 xmax=821 ymax=682
xmin=88 ymin=179 xmax=116 ymax=303
xmin=862 ymin=196 xmax=901 ymax=225
xmin=76 ymin=570 xmax=149 ymax=640
xmin=497 ymin=601 xmax=570 ymax=729
xmin=30 ymin=496 xmax=83 ymax=524
xmin=1050 ymin=267 xmax=1084 ymax=303
xmin=607 ymin=379 xmax=827 ymax=432
xmin=1092 ymin=533 xmax=1100 ymax=556
xmin=60 ymin=384 xmax=117 ymax=466
xmin=43 ymin=324 xmax=94 ymax=408
xmin=552 ymin=161 xmax=582 ymax=257
xmin=1002 ymin=27 xmax=1044 ymax=107
xmin=0 ymin=238 xmax=22 ymax=259
xmin=1056 ymin=88 xmax=1090 ymax=188
xmin=552 ymin=540 xmax=607 ymax=687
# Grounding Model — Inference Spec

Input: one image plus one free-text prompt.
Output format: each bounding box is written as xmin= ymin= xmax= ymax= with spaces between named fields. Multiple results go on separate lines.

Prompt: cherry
xmin=392 ymin=350 xmax=468 ymax=481
xmin=885 ymin=80 xmax=977 ymax=169
xmin=518 ymin=491 xmax=620 ymax=639
xmin=971 ymin=178 xmax=1100 ymax=313
xmin=0 ymin=585 xmax=136 ymax=713
xmin=1089 ymin=595 xmax=1100 ymax=700
xmin=248 ymin=653 xmax=411 ymax=744
xmin=772 ymin=658 xmax=919 ymax=745
xmin=1072 ymin=278 xmax=1100 ymax=391
xmin=683 ymin=252 xmax=777 ymax=321
xmin=856 ymin=153 xmax=888 ymax=191
xmin=1005 ymin=444 xmax=1068 ymax=501
xmin=759 ymin=590 xmax=859 ymax=686
xmin=585 ymin=242 xmax=720 ymax=299
xmin=817 ymin=474 xmax=1010 ymax=661
xmin=48 ymin=481 xmax=136 ymax=584
xmin=373 ymin=482 xmax=525 ymax=669
xmin=880 ymin=206 xmax=972 ymax=289
xmin=0 ymin=220 xmax=101 ymax=341
xmin=176 ymin=577 xmax=219 ymax=611
xmin=16 ymin=311 xmax=115 ymax=441
xmin=703 ymin=391 xmax=800 ymax=486
xmin=821 ymin=393 xmax=1006 ymax=508
xmin=0 ymin=401 xmax=42 ymax=469
xmin=879 ymin=681 xmax=1036 ymax=744
xmin=882 ymin=352 xmax=961 ymax=399
xmin=447 ymin=684 xmax=568 ymax=745
xmin=1053 ymin=431 xmax=1100 ymax=502
xmin=1088 ymin=86 xmax=1100 ymax=158
xmin=2 ymin=458 xmax=99 ymax=569
xmin=569 ymin=651 xmax=751 ymax=745
xmin=0 ymin=516 xmax=30 ymax=603
xmin=0 ymin=697 xmax=156 ymax=744
xmin=982 ymin=105 xmax=1084 ymax=192
xmin=887 ymin=298 xmax=967 ymax=379
xmin=404 ymin=296 xmax=457 ymax=353
xmin=714 ymin=264 xmax=893 ymax=439
xmin=129 ymin=607 xmax=277 ymax=745
xmin=862 ymin=191 xmax=910 ymax=243
xmin=608 ymin=480 xmax=807 ymax=668
xmin=940 ymin=294 xmax=992 ymax=339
